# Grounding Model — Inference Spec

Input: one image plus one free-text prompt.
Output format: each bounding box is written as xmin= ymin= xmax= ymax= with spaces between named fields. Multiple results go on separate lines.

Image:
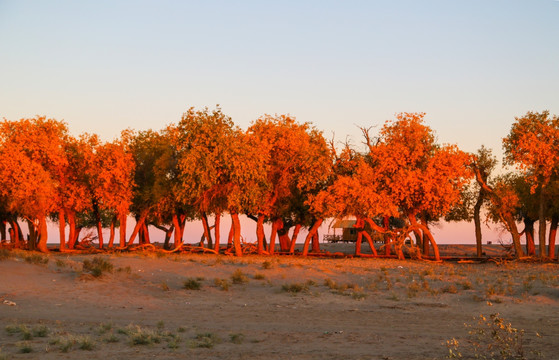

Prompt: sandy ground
xmin=1 ymin=245 xmax=558 ymax=359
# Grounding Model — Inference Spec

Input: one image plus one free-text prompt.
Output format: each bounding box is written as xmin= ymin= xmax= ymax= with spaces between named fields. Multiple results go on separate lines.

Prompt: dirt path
xmin=1 ymin=251 xmax=558 ymax=359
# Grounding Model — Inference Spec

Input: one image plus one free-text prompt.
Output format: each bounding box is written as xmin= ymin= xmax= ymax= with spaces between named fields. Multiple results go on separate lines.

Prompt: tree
xmin=127 ymin=129 xmax=180 ymax=247
xmin=471 ymin=146 xmax=498 ymax=257
xmin=367 ymin=113 xmax=472 ymax=261
xmin=81 ymin=134 xmax=135 ymax=248
xmin=310 ymin=150 xmax=398 ymax=257
xmin=0 ymin=117 xmax=70 ymax=252
xmin=246 ymin=115 xmax=332 ymax=255
xmin=503 ymin=111 xmax=559 ymax=257
xmin=174 ymin=107 xmax=243 ymax=255
xmin=473 ymin=170 xmax=524 ymax=257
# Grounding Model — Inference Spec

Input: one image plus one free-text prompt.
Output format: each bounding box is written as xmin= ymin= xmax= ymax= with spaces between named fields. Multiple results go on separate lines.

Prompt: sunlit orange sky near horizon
xmin=1 ymin=1 xmax=558 ymax=244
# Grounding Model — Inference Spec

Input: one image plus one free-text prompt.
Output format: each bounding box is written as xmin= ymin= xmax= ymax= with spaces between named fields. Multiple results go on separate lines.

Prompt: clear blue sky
xmin=1 ymin=1 xmax=558 ymax=243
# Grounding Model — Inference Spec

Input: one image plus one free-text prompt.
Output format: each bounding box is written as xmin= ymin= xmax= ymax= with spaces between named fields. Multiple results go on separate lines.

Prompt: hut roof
xmin=331 ymin=219 xmax=357 ymax=229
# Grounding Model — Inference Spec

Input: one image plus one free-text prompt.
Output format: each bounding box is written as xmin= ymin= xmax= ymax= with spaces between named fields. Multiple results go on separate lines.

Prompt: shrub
xmin=17 ymin=342 xmax=33 ymax=353
xmin=78 ymin=336 xmax=95 ymax=350
xmin=230 ymin=333 xmax=245 ymax=344
xmin=160 ymin=282 xmax=170 ymax=291
xmin=281 ymin=283 xmax=308 ymax=293
xmin=31 ymin=324 xmax=49 ymax=337
xmin=214 ymin=278 xmax=230 ymax=291
xmin=183 ymin=278 xmax=202 ymax=290
xmin=191 ymin=332 xmax=221 ymax=348
xmin=131 ymin=328 xmax=161 ymax=345
xmin=231 ymin=269 xmax=249 ymax=284
xmin=23 ymin=253 xmax=49 ymax=265
xmin=82 ymin=257 xmax=114 ymax=277
xmin=445 ymin=313 xmax=543 ymax=360
xmin=441 ymin=284 xmax=458 ymax=294
xmin=253 ymin=273 xmax=266 ymax=280
xmin=0 ymin=248 xmax=12 ymax=260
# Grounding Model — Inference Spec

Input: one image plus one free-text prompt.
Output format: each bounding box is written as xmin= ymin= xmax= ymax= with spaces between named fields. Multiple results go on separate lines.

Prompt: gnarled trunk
xmin=538 ymin=185 xmax=546 ymax=257
xmin=256 ymin=214 xmax=265 ymax=254
xmin=58 ymin=209 xmax=66 ymax=251
xmin=289 ymin=224 xmax=302 ymax=254
xmin=26 ymin=219 xmax=37 ymax=251
xmin=473 ymin=191 xmax=484 ymax=257
xmin=523 ymin=217 xmax=536 ymax=256
xmin=473 ymin=165 xmax=524 ymax=258
xmin=214 ymin=213 xmax=221 ymax=253
xmin=383 ymin=216 xmax=391 ymax=255
xmin=9 ymin=219 xmax=23 ymax=248
xmin=0 ymin=221 xmax=6 ymax=242
xmin=268 ymin=218 xmax=282 ymax=255
xmin=201 ymin=212 xmax=213 ymax=248
xmin=127 ymin=212 xmax=148 ymax=246
xmin=108 ymin=216 xmax=116 ymax=248
xmin=36 ymin=215 xmax=49 ymax=253
xmin=548 ymin=214 xmax=558 ymax=259
xmin=409 ymin=214 xmax=439 ymax=261
xmin=66 ymin=211 xmax=77 ymax=249
xmin=119 ymin=213 xmax=127 ymax=247
xmin=354 ymin=218 xmax=365 ymax=255
xmin=172 ymin=214 xmax=184 ymax=249
xmin=302 ymin=219 xmax=323 ymax=256
xmin=231 ymin=212 xmax=243 ymax=256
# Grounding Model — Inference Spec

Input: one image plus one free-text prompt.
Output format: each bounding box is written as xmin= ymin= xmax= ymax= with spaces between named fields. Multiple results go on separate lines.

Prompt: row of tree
xmin=0 ymin=109 xmax=557 ymax=260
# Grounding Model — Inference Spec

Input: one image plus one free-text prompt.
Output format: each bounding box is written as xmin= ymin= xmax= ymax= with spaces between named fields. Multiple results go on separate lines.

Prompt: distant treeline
xmin=0 ymin=108 xmax=557 ymax=261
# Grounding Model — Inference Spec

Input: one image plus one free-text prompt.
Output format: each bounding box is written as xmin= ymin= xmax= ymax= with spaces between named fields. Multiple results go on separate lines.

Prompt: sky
xmin=1 ymin=0 xmax=558 ymax=244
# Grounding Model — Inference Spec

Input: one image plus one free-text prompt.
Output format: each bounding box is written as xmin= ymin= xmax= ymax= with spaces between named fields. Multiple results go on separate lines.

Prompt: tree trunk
xmin=142 ymin=222 xmax=150 ymax=244
xmin=302 ymin=219 xmax=323 ymax=256
xmin=58 ymin=209 xmax=66 ymax=251
xmin=288 ymin=224 xmax=302 ymax=254
xmin=278 ymin=221 xmax=290 ymax=252
xmin=505 ymin=213 xmax=524 ymax=257
xmin=127 ymin=212 xmax=148 ymax=246
xmin=0 ymin=221 xmax=6 ymax=242
xmin=413 ymin=229 xmax=422 ymax=249
xmin=227 ymin=222 xmax=234 ymax=248
xmin=139 ymin=223 xmax=145 ymax=244
xmin=473 ymin=165 xmax=524 ymax=258
xmin=420 ymin=216 xmax=430 ymax=256
xmin=362 ymin=230 xmax=378 ymax=256
xmin=201 ymin=212 xmax=213 ymax=248
xmin=9 ymin=220 xmax=21 ymax=248
xmin=383 ymin=216 xmax=391 ymax=255
xmin=355 ymin=230 xmax=363 ymax=255
xmin=268 ymin=219 xmax=281 ymax=255
xmin=96 ymin=217 xmax=104 ymax=250
xmin=548 ymin=214 xmax=558 ymax=259
xmin=473 ymin=191 xmax=484 ymax=257
xmin=312 ymin=232 xmax=320 ymax=253
xmin=523 ymin=217 xmax=536 ymax=256
xmin=231 ymin=212 xmax=243 ymax=256
xmin=26 ymin=219 xmax=37 ymax=251
xmin=108 ymin=216 xmax=116 ymax=248
xmin=172 ymin=214 xmax=182 ymax=249
xmin=119 ymin=213 xmax=127 ymax=247
xmin=409 ymin=214 xmax=440 ymax=261
xmin=165 ymin=225 xmax=174 ymax=249
xmin=73 ymin=227 xmax=82 ymax=245
xmin=214 ymin=213 xmax=221 ymax=253
xmin=256 ymin=214 xmax=265 ymax=254
xmin=538 ymin=185 xmax=546 ymax=258
xmin=67 ymin=211 xmax=77 ymax=249
xmin=354 ymin=218 xmax=364 ymax=255
xmin=36 ymin=215 xmax=49 ymax=253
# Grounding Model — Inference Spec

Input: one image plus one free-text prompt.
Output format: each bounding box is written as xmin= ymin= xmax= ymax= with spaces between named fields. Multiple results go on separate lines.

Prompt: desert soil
xmin=1 ymin=245 xmax=558 ymax=359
